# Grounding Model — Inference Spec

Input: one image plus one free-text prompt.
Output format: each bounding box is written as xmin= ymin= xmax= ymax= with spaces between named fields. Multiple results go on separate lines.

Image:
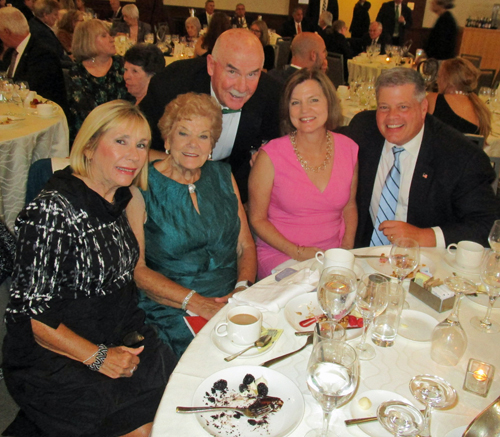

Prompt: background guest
xmin=350 ymin=0 xmax=371 ymax=38
xmin=124 ymin=43 xmax=164 ymax=105
xmin=322 ymin=20 xmax=354 ymax=82
xmin=2 ymin=100 xmax=177 ymax=437
xmin=75 ymin=0 xmax=94 ymax=19
xmin=11 ymin=0 xmax=35 ymax=21
xmin=318 ymin=11 xmax=333 ymax=34
xmin=361 ymin=21 xmax=390 ymax=54
xmin=280 ymin=7 xmax=316 ymax=38
xmin=56 ymin=9 xmax=83 ymax=54
xmin=376 ymin=0 xmax=412 ymax=45
xmin=128 ymin=92 xmax=257 ymax=357
xmin=194 ymin=11 xmax=230 ymax=57
xmin=306 ymin=0 xmax=339 ymax=25
xmin=111 ymin=4 xmax=151 ymax=44
xmin=249 ymin=69 xmax=358 ymax=278
xmin=231 ymin=3 xmax=248 ymax=28
xmin=249 ymin=19 xmax=274 ymax=72
xmin=424 ymin=0 xmax=457 ymax=60
xmin=69 ymin=19 xmax=129 ymax=142
xmin=185 ymin=16 xmax=201 ymax=42
xmin=197 ymin=0 xmax=214 ymax=29
xmin=426 ymin=57 xmax=491 ymax=138
xmin=109 ymin=0 xmax=122 ymax=22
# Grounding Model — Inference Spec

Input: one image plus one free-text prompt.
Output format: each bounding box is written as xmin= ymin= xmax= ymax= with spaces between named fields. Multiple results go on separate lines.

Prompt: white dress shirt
xmin=369 ymin=125 xmax=446 ymax=247
xmin=12 ymin=34 xmax=31 ymax=77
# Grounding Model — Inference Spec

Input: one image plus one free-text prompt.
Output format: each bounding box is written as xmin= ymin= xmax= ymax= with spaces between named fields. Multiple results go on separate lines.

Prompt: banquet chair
xmin=274 ymin=38 xmax=292 ymax=71
xmin=460 ymin=53 xmax=482 ymax=68
xmin=326 ymin=52 xmax=344 ymax=88
xmin=476 ymin=69 xmax=496 ymax=91
xmin=464 ymin=133 xmax=485 ymax=150
xmin=25 ymin=157 xmax=70 ymax=204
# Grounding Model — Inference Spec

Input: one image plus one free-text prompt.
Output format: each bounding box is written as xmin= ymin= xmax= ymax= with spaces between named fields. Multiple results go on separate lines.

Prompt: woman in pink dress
xmin=249 ymin=68 xmax=359 ymax=279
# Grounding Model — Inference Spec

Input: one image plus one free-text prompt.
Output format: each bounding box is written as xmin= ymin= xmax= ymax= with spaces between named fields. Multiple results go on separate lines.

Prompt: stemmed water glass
xmin=306 ymin=340 xmax=359 ymax=437
xmin=16 ymin=81 xmax=29 ymax=105
xmin=471 ymin=250 xmax=500 ymax=334
xmin=430 ymin=276 xmax=476 ymax=365
xmin=355 ymin=274 xmax=389 ymax=360
xmin=409 ymin=374 xmax=457 ymax=437
xmin=317 ymin=266 xmax=358 ymax=324
xmin=377 ymin=400 xmax=425 ymax=436
xmin=389 ymin=238 xmax=420 ymax=284
xmin=478 ymin=87 xmax=492 ymax=104
xmin=488 ymin=219 xmax=500 ymax=253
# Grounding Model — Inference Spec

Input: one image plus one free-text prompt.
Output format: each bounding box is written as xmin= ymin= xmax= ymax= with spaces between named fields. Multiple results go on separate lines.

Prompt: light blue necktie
xmin=370 ymin=146 xmax=404 ymax=246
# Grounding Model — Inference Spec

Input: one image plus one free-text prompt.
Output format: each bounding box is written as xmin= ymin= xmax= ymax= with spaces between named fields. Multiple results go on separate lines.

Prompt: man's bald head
xmin=290 ymin=32 xmax=327 ymax=70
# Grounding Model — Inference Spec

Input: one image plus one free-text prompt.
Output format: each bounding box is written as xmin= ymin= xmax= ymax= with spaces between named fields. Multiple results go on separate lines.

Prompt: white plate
xmin=191 ymin=365 xmax=305 ymax=437
xmin=350 ymin=389 xmax=415 ymax=437
xmin=0 ymin=115 xmax=23 ymax=129
xmin=466 ymin=293 xmax=500 ymax=308
xmin=283 ymin=293 xmax=362 ymax=340
xmin=445 ymin=426 xmax=467 ymax=437
xmin=399 ymin=309 xmax=437 ymax=342
xmin=210 ymin=323 xmax=278 ymax=358
xmin=444 ymin=253 xmax=483 ymax=275
xmin=364 ymin=246 xmax=435 ymax=281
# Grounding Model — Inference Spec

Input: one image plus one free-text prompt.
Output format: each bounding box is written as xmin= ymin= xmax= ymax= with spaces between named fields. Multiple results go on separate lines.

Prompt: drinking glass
xmin=488 ymin=219 xmax=500 ymax=253
xmin=313 ymin=321 xmax=345 ymax=347
xmin=144 ymin=33 xmax=154 ymax=44
xmin=478 ymin=87 xmax=492 ymax=104
xmin=377 ymin=400 xmax=425 ymax=436
xmin=306 ymin=340 xmax=359 ymax=437
xmin=355 ymin=274 xmax=389 ymax=360
xmin=389 ymin=238 xmax=419 ymax=283
xmin=317 ymin=266 xmax=358 ymax=324
xmin=372 ymin=43 xmax=381 ymax=57
xmin=409 ymin=374 xmax=457 ymax=437
xmin=430 ymin=276 xmax=475 ymax=365
xmin=471 ymin=251 xmax=500 ymax=334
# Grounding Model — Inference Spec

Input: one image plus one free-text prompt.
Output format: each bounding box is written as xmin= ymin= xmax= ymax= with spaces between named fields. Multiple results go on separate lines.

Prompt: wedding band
xmin=131 ymin=366 xmax=137 ymax=373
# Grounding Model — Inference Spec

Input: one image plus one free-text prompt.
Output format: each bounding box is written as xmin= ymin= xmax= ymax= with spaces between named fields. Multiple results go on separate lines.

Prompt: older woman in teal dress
xmin=127 ymin=93 xmax=257 ymax=357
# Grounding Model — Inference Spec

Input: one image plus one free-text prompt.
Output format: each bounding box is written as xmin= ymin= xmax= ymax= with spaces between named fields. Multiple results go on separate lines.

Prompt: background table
xmin=151 ymin=248 xmax=500 ymax=437
xmin=347 ymin=56 xmax=412 ymax=84
xmin=0 ymin=102 xmax=69 ymax=230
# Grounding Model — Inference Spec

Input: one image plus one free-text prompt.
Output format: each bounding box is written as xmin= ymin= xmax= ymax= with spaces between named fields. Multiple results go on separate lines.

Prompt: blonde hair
xmin=70 ymin=100 xmax=150 ymax=190
xmin=0 ymin=7 xmax=29 ymax=35
xmin=158 ymin=93 xmax=222 ymax=149
xmin=72 ymin=19 xmax=112 ymax=62
xmin=122 ymin=4 xmax=138 ymax=20
xmin=439 ymin=58 xmax=492 ymax=138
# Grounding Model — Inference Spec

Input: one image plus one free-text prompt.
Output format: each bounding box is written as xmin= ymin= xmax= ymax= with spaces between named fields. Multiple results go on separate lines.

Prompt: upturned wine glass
xmin=471 ymin=250 xmax=500 ymax=334
xmin=409 ymin=374 xmax=457 ymax=437
xmin=355 ymin=274 xmax=389 ymax=360
xmin=306 ymin=340 xmax=359 ymax=437
xmin=377 ymin=400 xmax=425 ymax=436
xmin=488 ymin=219 xmax=500 ymax=253
xmin=317 ymin=266 xmax=358 ymax=324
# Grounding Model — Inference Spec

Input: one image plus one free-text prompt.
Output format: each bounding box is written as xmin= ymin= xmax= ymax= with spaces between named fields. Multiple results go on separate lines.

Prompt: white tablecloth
xmin=0 ymin=102 xmax=69 ymax=230
xmin=348 ymin=56 xmax=412 ymax=84
xmin=151 ymin=248 xmax=500 ymax=437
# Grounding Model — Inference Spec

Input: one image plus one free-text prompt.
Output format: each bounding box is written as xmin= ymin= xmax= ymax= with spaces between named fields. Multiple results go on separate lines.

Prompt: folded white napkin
xmin=229 ymin=268 xmax=320 ymax=312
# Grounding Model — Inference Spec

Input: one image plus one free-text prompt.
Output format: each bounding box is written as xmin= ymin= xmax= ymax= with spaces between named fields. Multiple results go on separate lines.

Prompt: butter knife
xmin=345 ymin=409 xmax=425 ymax=426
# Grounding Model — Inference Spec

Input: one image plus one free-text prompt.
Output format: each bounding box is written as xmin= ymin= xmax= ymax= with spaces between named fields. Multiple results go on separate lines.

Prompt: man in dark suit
xmin=321 ymin=20 xmax=353 ymax=82
xmin=269 ymin=32 xmax=327 ymax=86
xmin=361 ymin=21 xmax=391 ymax=54
xmin=197 ymin=0 xmax=215 ymax=28
xmin=376 ymin=0 xmax=412 ymax=46
xmin=306 ymin=0 xmax=339 ymax=24
xmin=0 ymin=7 xmax=67 ymax=114
xmin=341 ymin=68 xmax=500 ymax=248
xmin=140 ymin=29 xmax=280 ymax=202
xmin=280 ymin=7 xmax=316 ymax=38
xmin=231 ymin=3 xmax=251 ymax=29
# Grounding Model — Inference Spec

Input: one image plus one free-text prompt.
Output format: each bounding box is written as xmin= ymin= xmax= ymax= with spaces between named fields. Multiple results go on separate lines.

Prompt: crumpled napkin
xmin=228 ymin=268 xmax=320 ymax=312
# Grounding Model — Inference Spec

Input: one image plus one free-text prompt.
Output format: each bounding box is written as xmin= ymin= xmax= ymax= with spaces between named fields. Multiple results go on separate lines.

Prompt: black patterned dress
xmin=2 ymin=167 xmax=177 ymax=437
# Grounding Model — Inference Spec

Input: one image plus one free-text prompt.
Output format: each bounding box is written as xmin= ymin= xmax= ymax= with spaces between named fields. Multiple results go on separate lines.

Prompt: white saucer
xmin=210 ymin=323 xmax=277 ymax=358
xmin=445 ymin=426 xmax=467 ymax=437
xmin=444 ymin=253 xmax=482 ymax=275
xmin=399 ymin=310 xmax=437 ymax=342
xmin=311 ymin=258 xmax=365 ymax=279
xmin=350 ymin=389 xmax=415 ymax=437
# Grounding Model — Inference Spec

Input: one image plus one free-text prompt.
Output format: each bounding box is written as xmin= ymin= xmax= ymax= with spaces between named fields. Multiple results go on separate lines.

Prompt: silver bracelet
xmin=87 ymin=344 xmax=108 ymax=371
xmin=181 ymin=290 xmax=196 ymax=311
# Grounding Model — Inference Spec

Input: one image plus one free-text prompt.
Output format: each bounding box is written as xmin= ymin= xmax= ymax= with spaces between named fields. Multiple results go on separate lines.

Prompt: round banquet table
xmin=347 ymin=55 xmax=412 ymax=84
xmin=151 ymin=247 xmax=500 ymax=437
xmin=0 ymin=101 xmax=69 ymax=230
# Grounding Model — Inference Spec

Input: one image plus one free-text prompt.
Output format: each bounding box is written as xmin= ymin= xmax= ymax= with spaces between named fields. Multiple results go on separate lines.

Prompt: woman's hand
xmin=99 ymin=345 xmax=143 ymax=379
xmin=189 ymin=294 xmax=225 ymax=320
xmin=296 ymin=246 xmax=322 ymax=262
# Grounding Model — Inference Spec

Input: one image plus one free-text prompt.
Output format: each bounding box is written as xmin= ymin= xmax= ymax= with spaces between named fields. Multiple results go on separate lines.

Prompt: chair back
xmin=275 ymin=38 xmax=291 ymax=71
xmin=326 ymin=52 xmax=344 ymax=88
xmin=464 ymin=133 xmax=485 ymax=150
xmin=476 ymin=69 xmax=496 ymax=91
xmin=460 ymin=53 xmax=482 ymax=68
xmin=26 ymin=158 xmax=70 ymax=204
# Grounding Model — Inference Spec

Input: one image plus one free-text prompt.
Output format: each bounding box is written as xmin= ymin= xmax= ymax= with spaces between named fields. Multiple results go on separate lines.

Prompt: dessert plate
xmin=191 ymin=365 xmax=304 ymax=437
xmin=399 ymin=310 xmax=437 ymax=342
xmin=0 ymin=115 xmax=23 ymax=129
xmin=350 ymin=389 xmax=415 ymax=437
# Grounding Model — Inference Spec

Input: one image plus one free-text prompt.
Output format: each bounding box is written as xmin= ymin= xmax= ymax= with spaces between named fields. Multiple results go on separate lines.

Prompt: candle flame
xmin=473 ymin=369 xmax=487 ymax=381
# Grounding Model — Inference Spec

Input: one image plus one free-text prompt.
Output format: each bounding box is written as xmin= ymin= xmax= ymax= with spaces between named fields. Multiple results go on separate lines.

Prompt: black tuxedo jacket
xmin=268 ymin=65 xmax=299 ymax=86
xmin=360 ymin=31 xmax=391 ymax=54
xmin=279 ymin=18 xmax=317 ymax=38
xmin=10 ymin=36 xmax=68 ymax=114
xmin=139 ymin=56 xmax=281 ymax=202
xmin=29 ymin=17 xmax=69 ymax=63
xmin=340 ymin=110 xmax=500 ymax=248
xmin=196 ymin=12 xmax=211 ymax=28
xmin=376 ymin=1 xmax=412 ymax=43
xmin=306 ymin=0 xmax=339 ymax=23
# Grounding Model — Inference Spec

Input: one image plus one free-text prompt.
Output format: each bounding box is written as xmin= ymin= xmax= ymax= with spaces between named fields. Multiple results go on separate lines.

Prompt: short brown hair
xmin=72 ymin=19 xmax=112 ymax=62
xmin=33 ymin=0 xmax=59 ymax=18
xmin=280 ymin=68 xmax=342 ymax=135
xmin=158 ymin=93 xmax=222 ymax=149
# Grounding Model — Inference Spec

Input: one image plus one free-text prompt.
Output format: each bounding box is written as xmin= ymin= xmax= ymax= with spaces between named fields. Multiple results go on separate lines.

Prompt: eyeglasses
xmin=250 ymin=28 xmax=261 ymax=35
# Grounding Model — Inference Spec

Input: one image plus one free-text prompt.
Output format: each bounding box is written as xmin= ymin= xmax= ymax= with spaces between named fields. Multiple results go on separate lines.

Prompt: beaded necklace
xmin=290 ymin=131 xmax=333 ymax=172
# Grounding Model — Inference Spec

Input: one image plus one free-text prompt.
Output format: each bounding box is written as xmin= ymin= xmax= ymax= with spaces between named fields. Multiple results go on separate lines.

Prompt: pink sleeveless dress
xmin=256 ymin=132 xmax=358 ymax=279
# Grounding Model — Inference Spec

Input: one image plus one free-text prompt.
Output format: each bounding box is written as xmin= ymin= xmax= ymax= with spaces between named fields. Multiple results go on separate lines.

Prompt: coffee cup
xmin=447 ymin=240 xmax=484 ymax=269
xmin=37 ymin=103 xmax=56 ymax=118
xmin=315 ymin=248 xmax=355 ymax=270
xmin=215 ymin=306 xmax=262 ymax=345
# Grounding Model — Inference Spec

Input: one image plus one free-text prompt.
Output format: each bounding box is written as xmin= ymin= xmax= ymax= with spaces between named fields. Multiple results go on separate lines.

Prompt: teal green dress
xmin=138 ymin=161 xmax=240 ymax=357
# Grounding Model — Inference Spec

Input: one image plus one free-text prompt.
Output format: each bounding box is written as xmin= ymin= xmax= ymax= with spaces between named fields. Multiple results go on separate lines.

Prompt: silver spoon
xmin=224 ymin=335 xmax=272 ymax=362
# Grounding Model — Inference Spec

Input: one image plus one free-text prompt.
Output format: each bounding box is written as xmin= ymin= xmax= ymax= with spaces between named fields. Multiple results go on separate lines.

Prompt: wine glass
xmin=478 ymin=87 xmax=492 ymax=104
xmin=471 ymin=250 xmax=500 ymax=334
xmin=306 ymin=340 xmax=359 ymax=437
xmin=488 ymin=219 xmax=500 ymax=253
xmin=409 ymin=374 xmax=457 ymax=437
xmin=355 ymin=274 xmax=389 ymax=360
xmin=389 ymin=238 xmax=419 ymax=283
xmin=430 ymin=276 xmax=476 ymax=366
xmin=317 ymin=266 xmax=358 ymax=324
xmin=377 ymin=400 xmax=425 ymax=436
xmin=144 ymin=33 xmax=154 ymax=44
xmin=372 ymin=43 xmax=381 ymax=57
